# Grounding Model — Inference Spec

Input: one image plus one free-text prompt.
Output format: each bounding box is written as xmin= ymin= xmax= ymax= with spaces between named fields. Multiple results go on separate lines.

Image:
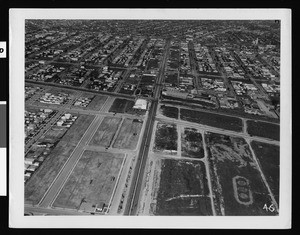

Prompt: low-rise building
xmin=133 ymin=98 xmax=148 ymax=110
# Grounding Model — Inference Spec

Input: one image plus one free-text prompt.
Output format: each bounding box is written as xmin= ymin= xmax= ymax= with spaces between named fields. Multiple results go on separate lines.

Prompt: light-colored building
xmin=133 ymin=98 xmax=147 ymax=110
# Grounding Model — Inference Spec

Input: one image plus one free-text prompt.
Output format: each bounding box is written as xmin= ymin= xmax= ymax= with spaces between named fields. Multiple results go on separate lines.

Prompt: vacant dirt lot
xmin=112 ymin=118 xmax=143 ymax=150
xmin=89 ymin=117 xmax=122 ymax=148
xmin=154 ymin=158 xmax=212 ymax=215
xmin=53 ymin=150 xmax=124 ymax=211
xmin=38 ymin=126 xmax=67 ymax=144
xmin=87 ymin=95 xmax=108 ymax=111
xmin=109 ymin=98 xmax=135 ymax=114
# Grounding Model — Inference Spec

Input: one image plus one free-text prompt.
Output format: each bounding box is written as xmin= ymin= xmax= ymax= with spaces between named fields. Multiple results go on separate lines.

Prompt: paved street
xmin=124 ymin=40 xmax=171 ymax=215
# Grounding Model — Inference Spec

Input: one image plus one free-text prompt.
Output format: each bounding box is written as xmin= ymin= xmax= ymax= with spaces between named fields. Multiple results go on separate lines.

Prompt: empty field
xmin=251 ymin=141 xmax=280 ymax=205
xmin=181 ymin=128 xmax=204 ymax=159
xmin=53 ymin=150 xmax=124 ymax=211
xmin=247 ymin=120 xmax=279 ymax=141
xmin=109 ymin=98 xmax=135 ymax=114
xmin=112 ymin=118 xmax=143 ymax=150
xmin=25 ymin=114 xmax=95 ymax=205
xmin=159 ymin=105 xmax=179 ymax=119
xmin=87 ymin=95 xmax=108 ymax=111
xmin=180 ymin=108 xmax=243 ymax=132
xmin=205 ymin=132 xmax=277 ymax=215
xmin=153 ymin=122 xmax=178 ymax=153
xmin=89 ymin=117 xmax=122 ymax=148
xmin=154 ymin=158 xmax=212 ymax=215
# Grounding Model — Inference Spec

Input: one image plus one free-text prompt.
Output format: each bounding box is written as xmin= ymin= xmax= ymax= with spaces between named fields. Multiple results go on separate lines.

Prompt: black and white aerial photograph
xmin=9 ymin=8 xmax=292 ymax=229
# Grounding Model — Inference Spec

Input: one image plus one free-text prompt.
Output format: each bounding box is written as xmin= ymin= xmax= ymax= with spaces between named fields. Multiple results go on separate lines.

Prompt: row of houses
xmin=57 ymin=113 xmax=77 ymax=127
xmin=39 ymin=92 xmax=70 ymax=105
xmin=194 ymin=44 xmax=218 ymax=74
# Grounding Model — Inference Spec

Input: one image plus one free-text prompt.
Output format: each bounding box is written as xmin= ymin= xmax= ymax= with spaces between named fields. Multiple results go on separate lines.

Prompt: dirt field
xmin=247 ymin=120 xmax=280 ymax=141
xmin=25 ymin=114 xmax=95 ymax=205
xmin=205 ymin=132 xmax=278 ymax=215
xmin=112 ymin=118 xmax=143 ymax=150
xmin=38 ymin=126 xmax=67 ymax=144
xmin=181 ymin=128 xmax=204 ymax=159
xmin=53 ymin=150 xmax=124 ymax=211
xmin=87 ymin=95 xmax=108 ymax=111
xmin=251 ymin=141 xmax=280 ymax=205
xmin=153 ymin=122 xmax=178 ymax=153
xmin=180 ymin=108 xmax=243 ymax=132
xmin=154 ymin=158 xmax=212 ymax=215
xmin=89 ymin=117 xmax=122 ymax=148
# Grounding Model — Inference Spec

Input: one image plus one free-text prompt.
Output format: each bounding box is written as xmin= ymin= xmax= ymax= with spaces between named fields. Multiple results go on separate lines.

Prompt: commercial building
xmin=133 ymin=98 xmax=148 ymax=110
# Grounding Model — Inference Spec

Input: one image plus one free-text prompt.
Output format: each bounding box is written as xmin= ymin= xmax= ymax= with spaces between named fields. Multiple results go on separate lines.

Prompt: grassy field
xmin=181 ymin=128 xmax=204 ymax=159
xmin=159 ymin=105 xmax=179 ymax=119
xmin=247 ymin=120 xmax=280 ymax=141
xmin=180 ymin=108 xmax=243 ymax=132
xmin=205 ymin=132 xmax=278 ymax=215
xmin=251 ymin=141 xmax=280 ymax=205
xmin=154 ymin=122 xmax=178 ymax=153
xmin=53 ymin=150 xmax=124 ymax=211
xmin=155 ymin=158 xmax=212 ymax=215
xmin=89 ymin=117 xmax=122 ymax=148
xmin=108 ymin=98 xmax=135 ymax=114
xmin=25 ymin=114 xmax=95 ymax=205
xmin=112 ymin=118 xmax=143 ymax=150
